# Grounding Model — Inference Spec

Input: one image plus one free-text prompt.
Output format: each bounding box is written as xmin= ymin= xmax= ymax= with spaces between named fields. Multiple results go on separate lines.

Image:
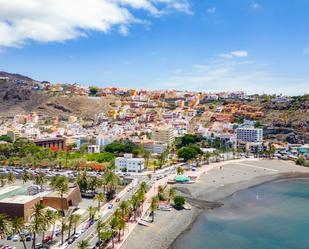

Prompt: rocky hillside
xmin=0 ymin=72 xmax=115 ymax=119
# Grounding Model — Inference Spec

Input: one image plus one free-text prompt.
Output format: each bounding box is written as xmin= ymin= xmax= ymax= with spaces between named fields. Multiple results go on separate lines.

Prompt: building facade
xmin=236 ymin=127 xmax=263 ymax=143
xmin=152 ymin=127 xmax=175 ymax=146
xmin=115 ymin=153 xmax=145 ymax=173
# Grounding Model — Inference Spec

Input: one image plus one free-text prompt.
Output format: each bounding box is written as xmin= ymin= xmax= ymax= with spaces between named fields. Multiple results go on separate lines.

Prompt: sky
xmin=0 ymin=0 xmax=309 ymax=95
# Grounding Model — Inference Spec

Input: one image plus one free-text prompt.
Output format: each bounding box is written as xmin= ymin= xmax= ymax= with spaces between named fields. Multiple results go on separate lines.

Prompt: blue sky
xmin=1 ymin=0 xmax=309 ymax=95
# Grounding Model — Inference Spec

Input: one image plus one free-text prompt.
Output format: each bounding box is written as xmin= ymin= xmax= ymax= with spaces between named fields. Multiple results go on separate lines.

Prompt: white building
xmin=236 ymin=127 xmax=263 ymax=143
xmin=96 ymin=135 xmax=116 ymax=148
xmin=88 ymin=145 xmax=100 ymax=154
xmin=115 ymin=154 xmax=145 ymax=173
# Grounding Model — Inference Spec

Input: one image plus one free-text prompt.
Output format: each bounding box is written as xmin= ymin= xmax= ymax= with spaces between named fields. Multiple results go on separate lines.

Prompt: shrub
xmin=173 ymin=195 xmax=186 ymax=210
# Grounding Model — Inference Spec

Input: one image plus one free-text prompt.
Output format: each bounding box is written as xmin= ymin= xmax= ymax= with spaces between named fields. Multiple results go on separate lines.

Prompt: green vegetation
xmin=173 ymin=195 xmax=186 ymax=210
xmin=104 ymin=140 xmax=142 ymax=155
xmin=177 ymin=145 xmax=202 ymax=161
xmin=89 ymin=86 xmax=99 ymax=96
xmin=296 ymin=155 xmax=309 ymax=167
xmin=86 ymin=152 xmax=115 ymax=163
xmin=0 ymin=135 xmax=13 ymax=143
xmin=175 ymin=134 xmax=204 ymax=148
xmin=0 ymin=138 xmax=115 ymax=170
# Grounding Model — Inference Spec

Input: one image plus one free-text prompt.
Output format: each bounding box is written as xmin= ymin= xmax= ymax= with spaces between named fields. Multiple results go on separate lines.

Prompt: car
xmin=108 ymin=203 xmax=113 ymax=209
xmin=54 ymin=228 xmax=61 ymax=236
xmin=81 ymin=227 xmax=86 ymax=233
xmin=35 ymin=243 xmax=42 ymax=249
xmin=12 ymin=235 xmax=19 ymax=242
xmin=6 ymin=235 xmax=12 ymax=240
xmin=42 ymin=235 xmax=52 ymax=244
xmin=67 ymin=237 xmax=75 ymax=244
xmin=74 ymin=231 xmax=81 ymax=238
xmin=115 ymin=197 xmax=120 ymax=202
xmin=26 ymin=235 xmax=32 ymax=241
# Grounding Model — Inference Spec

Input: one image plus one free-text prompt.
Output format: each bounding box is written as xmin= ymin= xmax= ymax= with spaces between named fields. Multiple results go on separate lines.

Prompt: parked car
xmin=12 ymin=235 xmax=19 ymax=242
xmin=67 ymin=237 xmax=75 ymax=244
xmin=42 ymin=235 xmax=52 ymax=244
xmin=74 ymin=231 xmax=81 ymax=238
xmin=54 ymin=228 xmax=61 ymax=236
xmin=108 ymin=203 xmax=113 ymax=209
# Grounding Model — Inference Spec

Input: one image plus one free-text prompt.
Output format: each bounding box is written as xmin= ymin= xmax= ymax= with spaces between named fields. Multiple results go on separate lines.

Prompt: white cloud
xmin=220 ymin=50 xmax=249 ymax=59
xmin=154 ymin=57 xmax=308 ymax=95
xmin=251 ymin=2 xmax=261 ymax=10
xmin=207 ymin=7 xmax=216 ymax=13
xmin=0 ymin=0 xmax=191 ymax=47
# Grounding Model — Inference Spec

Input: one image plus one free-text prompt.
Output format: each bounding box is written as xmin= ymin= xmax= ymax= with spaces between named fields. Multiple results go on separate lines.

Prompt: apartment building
xmin=152 ymin=127 xmax=175 ymax=146
xmin=115 ymin=153 xmax=145 ymax=173
xmin=236 ymin=127 xmax=263 ymax=143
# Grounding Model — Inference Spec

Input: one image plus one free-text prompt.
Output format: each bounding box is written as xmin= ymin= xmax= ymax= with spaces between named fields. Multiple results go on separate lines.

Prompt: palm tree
xmin=33 ymin=173 xmax=46 ymax=192
xmin=67 ymin=214 xmax=74 ymax=240
xmin=204 ymin=152 xmax=211 ymax=164
xmin=7 ymin=172 xmax=16 ymax=184
xmin=150 ymin=197 xmax=159 ymax=222
xmin=143 ymin=150 xmax=151 ymax=168
xmin=157 ymin=185 xmax=165 ymax=200
xmin=31 ymin=203 xmax=46 ymax=249
xmin=130 ymin=195 xmax=139 ymax=221
xmin=87 ymin=206 xmax=97 ymax=220
xmin=50 ymin=175 xmax=69 ymax=245
xmin=95 ymin=219 xmax=105 ymax=245
xmin=77 ymin=240 xmax=89 ymax=249
xmin=0 ymin=213 xmax=11 ymax=238
xmin=11 ymin=217 xmax=27 ymax=249
xmin=22 ymin=169 xmax=30 ymax=184
xmin=176 ymin=166 xmax=184 ymax=175
xmin=0 ymin=175 xmax=6 ymax=187
xmin=117 ymin=217 xmax=126 ymax=241
xmin=72 ymin=214 xmax=81 ymax=235
xmin=109 ymin=215 xmax=119 ymax=248
xmin=46 ymin=210 xmax=58 ymax=241
xmin=119 ymin=201 xmax=129 ymax=218
xmin=147 ymin=173 xmax=152 ymax=181
xmin=139 ymin=181 xmax=148 ymax=194
xmin=104 ymin=170 xmax=120 ymax=200
xmin=168 ymin=187 xmax=176 ymax=203
xmin=77 ymin=170 xmax=89 ymax=193
xmin=94 ymin=193 xmax=106 ymax=210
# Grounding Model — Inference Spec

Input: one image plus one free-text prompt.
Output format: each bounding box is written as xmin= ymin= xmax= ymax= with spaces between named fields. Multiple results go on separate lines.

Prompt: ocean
xmin=171 ymin=179 xmax=309 ymax=249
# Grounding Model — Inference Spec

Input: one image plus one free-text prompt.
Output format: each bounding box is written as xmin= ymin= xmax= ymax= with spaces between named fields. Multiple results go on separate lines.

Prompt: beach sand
xmin=121 ymin=159 xmax=309 ymax=249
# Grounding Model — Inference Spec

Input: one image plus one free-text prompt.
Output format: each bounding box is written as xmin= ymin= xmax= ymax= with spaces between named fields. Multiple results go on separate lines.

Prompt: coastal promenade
xmin=121 ymin=159 xmax=309 ymax=249
xmin=112 ymin=158 xmax=256 ymax=249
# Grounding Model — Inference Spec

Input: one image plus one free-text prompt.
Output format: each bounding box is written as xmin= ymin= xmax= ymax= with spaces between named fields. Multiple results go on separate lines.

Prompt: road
xmin=64 ymin=179 xmax=142 ymax=249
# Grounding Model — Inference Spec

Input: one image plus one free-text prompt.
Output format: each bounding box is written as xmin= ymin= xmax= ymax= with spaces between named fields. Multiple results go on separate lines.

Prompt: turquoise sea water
xmin=172 ymin=179 xmax=309 ymax=249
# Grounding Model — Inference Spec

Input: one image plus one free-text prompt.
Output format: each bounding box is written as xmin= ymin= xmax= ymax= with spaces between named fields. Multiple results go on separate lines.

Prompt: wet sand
xmin=121 ymin=159 xmax=309 ymax=249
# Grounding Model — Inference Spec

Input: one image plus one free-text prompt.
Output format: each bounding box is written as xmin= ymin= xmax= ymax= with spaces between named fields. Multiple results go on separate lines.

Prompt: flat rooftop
xmin=0 ymin=195 xmax=39 ymax=204
xmin=43 ymin=186 xmax=77 ymax=198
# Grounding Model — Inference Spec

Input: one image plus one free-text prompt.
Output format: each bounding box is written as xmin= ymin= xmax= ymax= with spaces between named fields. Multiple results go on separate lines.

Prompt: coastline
xmin=121 ymin=159 xmax=309 ymax=249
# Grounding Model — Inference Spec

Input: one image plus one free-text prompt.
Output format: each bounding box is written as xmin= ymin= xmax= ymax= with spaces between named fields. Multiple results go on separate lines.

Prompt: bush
xmin=0 ymin=135 xmax=13 ymax=143
xmin=173 ymin=195 xmax=186 ymax=210
xmin=296 ymin=156 xmax=306 ymax=166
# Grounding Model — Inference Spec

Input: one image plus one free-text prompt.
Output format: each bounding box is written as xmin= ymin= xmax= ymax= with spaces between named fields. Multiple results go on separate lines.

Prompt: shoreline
xmin=121 ymin=160 xmax=309 ymax=249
